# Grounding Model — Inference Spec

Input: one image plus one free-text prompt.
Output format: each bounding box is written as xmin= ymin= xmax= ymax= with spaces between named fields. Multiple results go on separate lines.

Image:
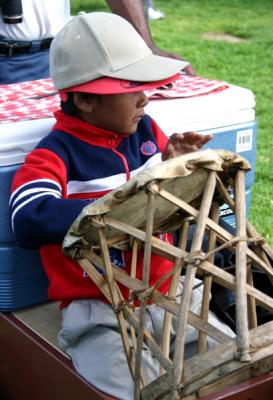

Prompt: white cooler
xmin=147 ymin=83 xmax=256 ymax=225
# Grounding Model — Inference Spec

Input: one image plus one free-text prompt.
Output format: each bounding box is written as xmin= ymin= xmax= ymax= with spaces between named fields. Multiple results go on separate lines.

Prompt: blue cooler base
xmin=0 ymin=164 xmax=49 ymax=312
xmin=0 ymin=245 xmax=49 ymax=312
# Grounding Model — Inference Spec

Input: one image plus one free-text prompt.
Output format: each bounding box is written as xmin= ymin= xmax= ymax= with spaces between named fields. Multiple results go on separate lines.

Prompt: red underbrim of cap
xmin=59 ymin=73 xmax=180 ymax=98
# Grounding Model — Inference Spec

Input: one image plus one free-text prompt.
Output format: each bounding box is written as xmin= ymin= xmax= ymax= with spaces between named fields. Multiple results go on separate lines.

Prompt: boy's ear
xmin=73 ymin=93 xmax=94 ymax=113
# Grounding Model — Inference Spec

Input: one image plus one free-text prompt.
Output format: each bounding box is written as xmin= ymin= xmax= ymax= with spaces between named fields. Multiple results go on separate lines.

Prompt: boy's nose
xmin=137 ymin=91 xmax=149 ymax=108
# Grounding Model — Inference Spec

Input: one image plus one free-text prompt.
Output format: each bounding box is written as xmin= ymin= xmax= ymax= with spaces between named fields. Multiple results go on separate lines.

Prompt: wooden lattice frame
xmin=65 ymin=156 xmax=273 ymax=400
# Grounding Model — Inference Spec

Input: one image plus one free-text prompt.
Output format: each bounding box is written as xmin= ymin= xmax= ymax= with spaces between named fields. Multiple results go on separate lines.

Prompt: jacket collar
xmin=53 ymin=110 xmax=124 ymax=147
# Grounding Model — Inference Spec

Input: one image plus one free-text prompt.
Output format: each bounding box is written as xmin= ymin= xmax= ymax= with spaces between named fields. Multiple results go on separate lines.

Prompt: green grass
xmin=71 ymin=0 xmax=273 ymax=246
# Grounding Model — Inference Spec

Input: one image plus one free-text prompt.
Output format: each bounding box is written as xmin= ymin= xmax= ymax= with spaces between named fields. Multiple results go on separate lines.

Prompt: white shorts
xmin=58 ymin=277 xmax=234 ymax=400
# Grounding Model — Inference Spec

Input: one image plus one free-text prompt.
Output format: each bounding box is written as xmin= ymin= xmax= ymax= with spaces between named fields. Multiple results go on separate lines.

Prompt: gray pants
xmin=58 ymin=278 xmax=234 ymax=400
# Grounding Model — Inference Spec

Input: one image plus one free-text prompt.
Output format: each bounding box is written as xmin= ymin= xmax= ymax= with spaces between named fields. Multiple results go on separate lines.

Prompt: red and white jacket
xmin=10 ymin=110 xmax=173 ymax=307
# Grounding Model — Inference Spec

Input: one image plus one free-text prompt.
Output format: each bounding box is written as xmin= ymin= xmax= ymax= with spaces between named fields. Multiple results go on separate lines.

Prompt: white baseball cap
xmin=50 ymin=12 xmax=189 ymax=94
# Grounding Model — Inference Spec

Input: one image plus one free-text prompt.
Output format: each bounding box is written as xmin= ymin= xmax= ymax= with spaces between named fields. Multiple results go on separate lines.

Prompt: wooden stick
xmin=122 ymin=306 xmax=173 ymax=372
xmin=77 ymin=257 xmax=143 ymax=383
xmin=77 ymin=257 xmax=173 ymax=371
xmin=161 ymin=219 xmax=190 ymax=373
xmin=197 ymin=258 xmax=273 ymax=313
xmin=134 ymin=186 xmax=156 ymax=400
xmin=216 ymin=174 xmax=273 ymax=263
xmin=246 ymin=221 xmax=273 ymax=262
xmin=96 ymin=222 xmax=137 ymax=380
xmin=141 ymin=346 xmax=273 ymax=400
xmin=234 ymin=170 xmax=251 ymax=362
xmin=198 ymin=203 xmax=220 ymax=352
xmin=216 ymin=175 xmax=273 ymax=274
xmin=142 ymin=321 xmax=273 ymax=400
xmin=172 ymin=171 xmax=217 ymax=393
xmin=129 ymin=240 xmax=144 ymax=387
xmin=246 ymin=221 xmax=273 ymax=285
xmin=247 ymin=262 xmax=258 ymax=329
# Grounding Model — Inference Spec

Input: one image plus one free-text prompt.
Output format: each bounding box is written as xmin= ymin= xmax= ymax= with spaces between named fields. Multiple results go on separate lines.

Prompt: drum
xmin=63 ymin=149 xmax=273 ymax=400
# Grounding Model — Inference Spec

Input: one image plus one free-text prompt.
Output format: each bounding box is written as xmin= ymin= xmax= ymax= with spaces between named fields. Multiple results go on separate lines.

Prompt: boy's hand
xmin=162 ymin=132 xmax=213 ymax=161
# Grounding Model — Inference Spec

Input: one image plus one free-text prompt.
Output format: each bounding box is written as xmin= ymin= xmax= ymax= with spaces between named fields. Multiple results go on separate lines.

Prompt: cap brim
xmin=107 ymin=53 xmax=189 ymax=82
xmin=59 ymin=73 xmax=180 ymax=96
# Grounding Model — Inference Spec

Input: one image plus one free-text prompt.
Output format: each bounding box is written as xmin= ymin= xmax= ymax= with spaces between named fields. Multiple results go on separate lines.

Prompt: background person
xmin=0 ymin=0 xmax=70 ymax=83
xmin=144 ymin=0 xmax=165 ymax=20
xmin=0 ymin=0 xmax=194 ymax=84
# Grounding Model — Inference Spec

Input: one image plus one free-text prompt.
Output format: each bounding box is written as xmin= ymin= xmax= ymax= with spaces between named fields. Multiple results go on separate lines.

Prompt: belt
xmin=0 ymin=38 xmax=53 ymax=57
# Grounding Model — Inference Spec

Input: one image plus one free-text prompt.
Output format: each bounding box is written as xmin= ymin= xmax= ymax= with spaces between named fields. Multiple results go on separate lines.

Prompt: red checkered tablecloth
xmin=0 ymin=78 xmax=59 ymax=124
xmin=0 ymin=75 xmax=229 ymax=124
xmin=145 ymin=75 xmax=229 ymax=98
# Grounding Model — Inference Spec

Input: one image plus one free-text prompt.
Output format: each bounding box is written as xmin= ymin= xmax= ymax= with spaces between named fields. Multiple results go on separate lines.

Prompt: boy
xmin=10 ymin=12 xmax=231 ymax=399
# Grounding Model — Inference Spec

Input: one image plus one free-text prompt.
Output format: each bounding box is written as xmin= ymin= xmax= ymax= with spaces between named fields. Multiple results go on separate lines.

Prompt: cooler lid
xmin=0 ymin=118 xmax=55 ymax=166
xmin=146 ymin=84 xmax=255 ymax=135
xmin=0 ymin=78 xmax=255 ymax=166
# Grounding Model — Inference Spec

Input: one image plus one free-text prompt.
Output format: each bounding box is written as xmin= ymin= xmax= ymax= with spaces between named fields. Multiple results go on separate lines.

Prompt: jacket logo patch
xmin=140 ymin=141 xmax=157 ymax=156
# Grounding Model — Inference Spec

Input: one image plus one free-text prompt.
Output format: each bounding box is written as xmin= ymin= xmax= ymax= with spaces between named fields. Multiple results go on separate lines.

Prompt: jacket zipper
xmin=112 ymin=146 xmax=131 ymax=181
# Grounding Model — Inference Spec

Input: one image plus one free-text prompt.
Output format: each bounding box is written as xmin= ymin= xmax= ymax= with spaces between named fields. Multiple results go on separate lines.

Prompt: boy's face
xmin=84 ymin=91 xmax=149 ymax=135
